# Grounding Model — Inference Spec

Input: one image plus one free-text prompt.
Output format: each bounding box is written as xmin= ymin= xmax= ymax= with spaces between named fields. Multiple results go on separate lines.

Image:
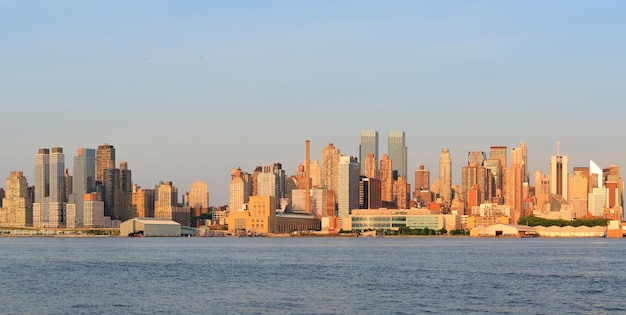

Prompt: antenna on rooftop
xmin=556 ymin=140 xmax=561 ymax=156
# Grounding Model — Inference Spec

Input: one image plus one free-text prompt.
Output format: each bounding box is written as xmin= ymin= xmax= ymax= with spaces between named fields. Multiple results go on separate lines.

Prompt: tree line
xmin=517 ymin=215 xmax=609 ymax=227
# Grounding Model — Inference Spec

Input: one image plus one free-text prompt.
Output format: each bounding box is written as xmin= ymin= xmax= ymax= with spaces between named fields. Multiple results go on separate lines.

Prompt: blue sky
xmin=1 ymin=1 xmax=625 ymax=205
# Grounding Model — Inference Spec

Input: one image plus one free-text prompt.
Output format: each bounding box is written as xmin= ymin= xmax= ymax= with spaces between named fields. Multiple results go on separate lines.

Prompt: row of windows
xmin=352 ymin=223 xmax=390 ymax=228
xmin=352 ymin=217 xmax=390 ymax=222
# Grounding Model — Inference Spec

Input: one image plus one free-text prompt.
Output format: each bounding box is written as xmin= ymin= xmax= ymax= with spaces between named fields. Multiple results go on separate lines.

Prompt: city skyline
xmin=2 ymin=1 xmax=626 ymax=205
xmin=0 ymin=138 xmax=622 ymax=207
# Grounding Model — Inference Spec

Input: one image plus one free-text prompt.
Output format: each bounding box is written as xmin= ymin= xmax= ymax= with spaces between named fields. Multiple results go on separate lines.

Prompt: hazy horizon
xmin=2 ymin=1 xmax=625 ymax=205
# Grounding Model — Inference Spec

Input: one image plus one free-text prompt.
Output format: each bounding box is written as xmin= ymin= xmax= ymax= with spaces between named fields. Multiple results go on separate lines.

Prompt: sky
xmin=1 ymin=1 xmax=625 ymax=205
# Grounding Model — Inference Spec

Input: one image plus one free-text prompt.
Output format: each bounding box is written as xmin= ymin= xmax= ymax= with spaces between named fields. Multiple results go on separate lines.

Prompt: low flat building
xmin=120 ymin=218 xmax=181 ymax=237
xmin=535 ymin=225 xmax=606 ymax=238
xmin=348 ymin=208 xmax=458 ymax=231
xmin=275 ymin=212 xmax=320 ymax=234
xmin=471 ymin=224 xmax=537 ymax=237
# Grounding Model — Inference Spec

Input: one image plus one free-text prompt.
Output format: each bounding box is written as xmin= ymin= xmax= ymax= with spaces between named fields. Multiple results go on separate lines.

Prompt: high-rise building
xmin=64 ymin=168 xmax=72 ymax=201
xmin=414 ymin=164 xmax=430 ymax=192
xmin=102 ymin=162 xmax=135 ymax=221
xmin=380 ymin=154 xmax=393 ymax=203
xmin=188 ymin=181 xmax=209 ymax=209
xmin=337 ymin=156 xmax=360 ymax=218
xmin=533 ymin=170 xmax=551 ymax=212
xmin=359 ymin=177 xmax=382 ymax=210
xmin=467 ymin=151 xmax=486 ymax=166
xmin=82 ymin=193 xmax=104 ymax=228
xmin=256 ymin=163 xmax=285 ymax=209
xmin=490 ymin=146 xmax=507 ymax=199
xmin=33 ymin=148 xmax=50 ymax=227
xmin=364 ymin=153 xmax=378 ymax=179
xmin=47 ymin=147 xmax=65 ymax=228
xmin=359 ymin=130 xmax=378 ymax=176
xmin=321 ymin=143 xmax=341 ymax=193
xmin=155 ymin=181 xmax=177 ymax=219
xmin=588 ymin=187 xmax=608 ymax=217
xmin=439 ymin=148 xmax=452 ymax=207
xmin=550 ymin=142 xmax=569 ymax=200
xmin=393 ymin=176 xmax=410 ymax=209
xmin=506 ymin=145 xmax=525 ymax=221
xmin=67 ymin=148 xmax=96 ymax=227
xmin=489 ymin=146 xmax=507 ymax=170
xmin=73 ymin=149 xmax=96 ymax=194
xmin=96 ymin=143 xmax=115 ymax=183
xmin=484 ymin=159 xmax=502 ymax=201
xmin=0 ymin=171 xmax=32 ymax=227
xmin=309 ymin=160 xmax=322 ymax=189
xmin=49 ymin=147 xmax=65 ymax=203
xmin=467 ymin=184 xmax=481 ymax=209
xmin=462 ymin=163 xmax=487 ymax=207
xmin=388 ymin=131 xmax=407 ymax=179
xmin=132 ymin=185 xmax=155 ymax=218
xmin=589 ymin=160 xmax=603 ymax=189
xmin=569 ymin=167 xmax=590 ymax=217
xmin=34 ymin=148 xmax=50 ymax=203
xmin=229 ymin=168 xmax=251 ymax=212
xmin=519 ymin=141 xmax=529 ymax=183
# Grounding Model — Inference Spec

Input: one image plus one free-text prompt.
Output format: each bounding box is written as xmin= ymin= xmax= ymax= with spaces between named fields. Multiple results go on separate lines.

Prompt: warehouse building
xmin=120 ymin=218 xmax=181 ymax=237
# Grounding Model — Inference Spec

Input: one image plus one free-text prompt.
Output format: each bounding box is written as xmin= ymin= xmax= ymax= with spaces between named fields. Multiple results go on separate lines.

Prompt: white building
xmin=337 ymin=156 xmax=359 ymax=218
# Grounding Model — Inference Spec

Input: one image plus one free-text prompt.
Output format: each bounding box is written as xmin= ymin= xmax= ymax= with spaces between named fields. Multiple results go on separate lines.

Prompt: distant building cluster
xmin=228 ymin=131 xmax=623 ymax=235
xmin=1 ymin=132 xmax=623 ymax=235
xmin=0 ymin=144 xmax=210 ymax=229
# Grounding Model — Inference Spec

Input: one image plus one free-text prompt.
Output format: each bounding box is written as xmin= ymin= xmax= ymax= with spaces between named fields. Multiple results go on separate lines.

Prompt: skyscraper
xmin=309 ymin=160 xmax=322 ymax=188
xmin=388 ymin=131 xmax=407 ymax=179
xmin=67 ymin=148 xmax=96 ymax=228
xmin=96 ymin=143 xmax=115 ymax=183
xmin=490 ymin=146 xmax=507 ymax=199
xmin=506 ymin=145 xmax=524 ymax=221
xmin=33 ymin=148 xmax=49 ymax=227
xmin=461 ymin=163 xmax=487 ymax=208
xmin=73 ymin=148 xmax=96 ymax=197
xmin=439 ymin=148 xmax=452 ymax=207
xmin=550 ymin=142 xmax=568 ymax=200
xmin=380 ymin=154 xmax=393 ymax=203
xmin=34 ymin=148 xmax=49 ymax=204
xmin=489 ymin=146 xmax=507 ymax=170
xmin=155 ymin=181 xmax=177 ymax=219
xmin=590 ymin=160 xmax=603 ymax=189
xmin=337 ymin=156 xmax=360 ymax=218
xmin=519 ymin=141 xmax=529 ymax=183
xmin=0 ymin=171 xmax=32 ymax=227
xmin=102 ymin=162 xmax=135 ymax=221
xmin=359 ymin=130 xmax=378 ymax=176
xmin=229 ymin=168 xmax=251 ymax=212
xmin=484 ymin=159 xmax=501 ymax=200
xmin=414 ymin=164 xmax=430 ymax=192
xmin=321 ymin=143 xmax=341 ymax=193
xmin=188 ymin=181 xmax=209 ymax=209
xmin=132 ymin=185 xmax=155 ymax=218
xmin=256 ymin=163 xmax=285 ymax=209
xmin=364 ymin=153 xmax=378 ymax=179
xmin=48 ymin=147 xmax=65 ymax=227
xmin=49 ymin=147 xmax=65 ymax=203
xmin=570 ymin=167 xmax=590 ymax=217
xmin=467 ymin=151 xmax=487 ymax=166
xmin=393 ymin=176 xmax=410 ymax=209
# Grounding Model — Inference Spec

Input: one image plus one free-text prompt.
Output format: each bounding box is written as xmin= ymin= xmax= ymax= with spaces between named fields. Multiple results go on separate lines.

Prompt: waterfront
xmin=2 ymin=237 xmax=625 ymax=314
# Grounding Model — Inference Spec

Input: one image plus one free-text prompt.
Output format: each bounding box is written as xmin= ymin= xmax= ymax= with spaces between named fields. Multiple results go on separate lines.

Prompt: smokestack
xmin=305 ymin=140 xmax=311 ymax=214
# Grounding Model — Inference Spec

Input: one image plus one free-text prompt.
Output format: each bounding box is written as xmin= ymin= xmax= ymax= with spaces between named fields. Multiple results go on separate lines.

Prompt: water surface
xmin=1 ymin=237 xmax=624 ymax=314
